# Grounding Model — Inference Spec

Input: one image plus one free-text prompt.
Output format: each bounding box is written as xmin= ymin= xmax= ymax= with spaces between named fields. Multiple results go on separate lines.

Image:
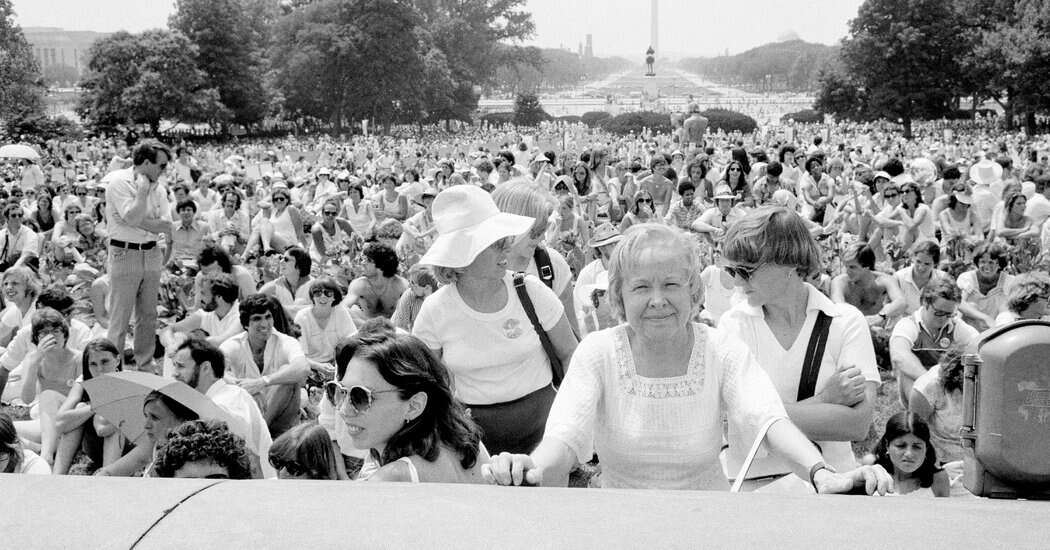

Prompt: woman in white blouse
xmin=486 ymin=223 xmax=891 ymax=494
xmin=295 ymin=278 xmax=356 ymax=383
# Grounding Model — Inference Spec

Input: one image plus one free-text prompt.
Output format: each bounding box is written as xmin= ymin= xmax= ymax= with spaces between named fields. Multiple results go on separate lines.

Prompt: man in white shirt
xmin=0 ymin=202 xmax=38 ymax=271
xmin=20 ymin=160 xmax=44 ymax=191
xmin=170 ymin=337 xmax=276 ymax=478
xmin=160 ymin=273 xmax=244 ymax=350
xmin=219 ymin=294 xmax=310 ymax=438
xmin=1025 ymin=176 xmax=1050 ymax=231
xmin=104 ymin=139 xmax=173 ymax=372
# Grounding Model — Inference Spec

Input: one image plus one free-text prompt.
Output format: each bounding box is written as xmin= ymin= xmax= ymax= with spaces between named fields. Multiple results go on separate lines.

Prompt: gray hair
xmin=607 ymin=223 xmax=704 ymax=322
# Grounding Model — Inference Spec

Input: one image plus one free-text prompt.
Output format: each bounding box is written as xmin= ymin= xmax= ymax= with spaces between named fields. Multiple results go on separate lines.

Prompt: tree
xmin=270 ymin=0 xmax=429 ymax=131
xmin=838 ymin=0 xmax=970 ymax=137
xmin=0 ymin=0 xmax=44 ymax=132
xmin=41 ymin=65 xmax=80 ymax=87
xmin=512 ymin=92 xmax=549 ymax=126
xmin=414 ymin=0 xmax=537 ymax=122
xmin=170 ymin=0 xmax=274 ymax=127
xmin=77 ymin=30 xmax=227 ymax=135
xmin=814 ymin=65 xmax=871 ymax=122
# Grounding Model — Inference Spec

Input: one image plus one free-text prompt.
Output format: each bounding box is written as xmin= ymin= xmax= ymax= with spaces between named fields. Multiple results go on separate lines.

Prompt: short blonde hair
xmin=491 ymin=177 xmax=555 ymax=231
xmin=1 ymin=266 xmax=41 ymax=299
xmin=607 ymin=223 xmax=704 ymax=321
xmin=723 ymin=206 xmax=822 ymax=277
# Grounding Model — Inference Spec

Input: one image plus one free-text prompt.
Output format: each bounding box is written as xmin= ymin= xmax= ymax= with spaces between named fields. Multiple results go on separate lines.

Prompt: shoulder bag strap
xmin=513 ymin=272 xmax=564 ymax=388
xmin=797 ymin=311 xmax=833 ymax=402
xmin=532 ymin=246 xmax=555 ymax=289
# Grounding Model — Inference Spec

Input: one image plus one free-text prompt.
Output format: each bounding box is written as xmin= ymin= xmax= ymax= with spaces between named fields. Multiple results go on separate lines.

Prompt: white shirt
xmin=894 ymin=266 xmax=950 ymax=316
xmin=0 ymin=225 xmax=38 ymax=264
xmin=104 ymin=168 xmax=172 ymax=243
xmin=204 ymin=379 xmax=276 ymax=479
xmin=197 ymin=301 xmax=244 ymax=343
xmin=719 ymin=284 xmax=879 ymax=477
xmin=0 ymin=318 xmax=92 ymax=371
xmin=413 ymin=272 xmax=563 ymax=404
xmin=545 ymin=323 xmax=787 ymax=490
xmin=1025 ymin=193 xmax=1050 ymax=229
xmin=294 ymin=304 xmax=357 ymax=363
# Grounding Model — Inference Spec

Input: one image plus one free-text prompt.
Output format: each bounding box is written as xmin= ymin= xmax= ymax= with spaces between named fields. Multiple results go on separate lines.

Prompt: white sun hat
xmin=419 ymin=185 xmax=534 ymax=268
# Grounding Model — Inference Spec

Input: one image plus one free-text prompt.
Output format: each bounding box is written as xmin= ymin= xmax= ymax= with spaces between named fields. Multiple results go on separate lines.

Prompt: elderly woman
xmin=955 ymin=242 xmax=1013 ymax=331
xmin=486 ymin=224 xmax=890 ymax=494
xmin=717 ymin=207 xmax=882 ymax=491
xmin=413 ymin=185 xmax=577 ymax=455
xmin=330 ymin=319 xmax=490 ymax=483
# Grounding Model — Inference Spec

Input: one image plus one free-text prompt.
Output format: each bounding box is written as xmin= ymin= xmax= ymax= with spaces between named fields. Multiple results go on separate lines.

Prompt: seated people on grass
xmin=830 ymin=243 xmax=906 ymax=328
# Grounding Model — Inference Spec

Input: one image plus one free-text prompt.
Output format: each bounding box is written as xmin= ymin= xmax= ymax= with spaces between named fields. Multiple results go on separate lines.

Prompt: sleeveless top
xmin=38 ymin=351 xmax=79 ymax=395
xmin=270 ymin=207 xmax=298 ymax=245
xmin=344 ymin=200 xmax=375 ymax=236
xmin=311 ymin=222 xmax=354 ymax=262
xmin=380 ymin=193 xmax=403 ymax=218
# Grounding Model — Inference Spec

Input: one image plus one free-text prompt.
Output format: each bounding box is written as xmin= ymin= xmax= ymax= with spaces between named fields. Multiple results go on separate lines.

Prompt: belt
xmin=109 ymin=239 xmax=157 ymax=250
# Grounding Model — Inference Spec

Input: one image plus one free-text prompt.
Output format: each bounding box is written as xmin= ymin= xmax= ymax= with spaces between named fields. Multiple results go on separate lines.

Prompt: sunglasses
xmin=7 ymin=213 xmax=22 ymax=219
xmin=76 ymin=192 xmax=87 ymax=196
xmin=729 ymin=167 xmax=741 ymax=172
xmin=312 ymin=288 xmax=335 ymax=298
xmin=884 ymin=193 xmax=899 ymax=199
xmin=324 ymin=381 xmax=400 ymax=414
xmin=637 ymin=198 xmax=653 ymax=204
xmin=323 ymin=210 xmax=338 ymax=216
xmin=273 ymin=196 xmax=289 ymax=202
xmin=269 ymin=456 xmax=308 ymax=477
xmin=724 ymin=263 xmax=761 ymax=281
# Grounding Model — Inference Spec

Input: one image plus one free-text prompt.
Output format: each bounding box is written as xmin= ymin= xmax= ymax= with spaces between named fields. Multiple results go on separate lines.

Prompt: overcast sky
xmin=12 ymin=0 xmax=864 ymax=58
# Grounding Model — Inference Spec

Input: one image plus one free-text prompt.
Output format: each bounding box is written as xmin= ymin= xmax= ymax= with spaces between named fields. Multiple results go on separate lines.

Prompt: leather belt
xmin=109 ymin=239 xmax=157 ymax=250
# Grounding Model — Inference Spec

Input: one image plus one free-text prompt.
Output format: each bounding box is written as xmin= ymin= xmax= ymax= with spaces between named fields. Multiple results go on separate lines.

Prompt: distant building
xmin=22 ymin=27 xmax=109 ymax=84
xmin=585 ymin=34 xmax=593 ymax=59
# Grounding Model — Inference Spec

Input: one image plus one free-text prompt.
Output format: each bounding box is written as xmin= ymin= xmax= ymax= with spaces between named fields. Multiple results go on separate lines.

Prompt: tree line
xmin=816 ymin=0 xmax=1050 ymax=137
xmin=677 ymin=40 xmax=838 ymax=93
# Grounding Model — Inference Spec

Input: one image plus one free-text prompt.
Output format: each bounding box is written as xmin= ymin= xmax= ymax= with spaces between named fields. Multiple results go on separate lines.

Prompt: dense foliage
xmin=781 ymin=109 xmax=824 ymax=124
xmin=0 ymin=0 xmax=45 ymax=136
xmin=599 ymin=111 xmax=673 ymax=135
xmin=493 ymin=48 xmax=630 ymax=94
xmin=699 ymin=109 xmax=758 ymax=134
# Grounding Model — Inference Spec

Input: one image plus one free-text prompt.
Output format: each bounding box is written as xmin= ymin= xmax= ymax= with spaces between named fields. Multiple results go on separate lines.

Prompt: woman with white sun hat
xmin=412 ymin=185 xmax=578 ymax=455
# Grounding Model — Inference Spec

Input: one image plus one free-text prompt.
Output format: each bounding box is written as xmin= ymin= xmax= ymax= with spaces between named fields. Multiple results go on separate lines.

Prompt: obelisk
xmin=650 ymin=0 xmax=658 ymax=56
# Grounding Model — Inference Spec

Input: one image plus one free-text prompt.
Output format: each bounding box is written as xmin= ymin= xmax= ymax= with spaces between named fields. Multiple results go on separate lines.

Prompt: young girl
xmin=874 ymin=412 xmax=950 ymax=497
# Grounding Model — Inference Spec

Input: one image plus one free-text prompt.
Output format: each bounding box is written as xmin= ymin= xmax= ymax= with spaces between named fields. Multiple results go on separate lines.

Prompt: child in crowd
xmin=873 ymin=412 xmax=949 ymax=497
xmin=391 ymin=264 xmax=439 ymax=332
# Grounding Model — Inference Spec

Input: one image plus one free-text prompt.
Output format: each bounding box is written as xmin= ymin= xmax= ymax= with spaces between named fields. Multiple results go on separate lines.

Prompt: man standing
xmin=171 ymin=337 xmax=276 ymax=478
xmin=220 ymin=294 xmax=310 ymax=438
xmin=104 ymin=140 xmax=173 ymax=372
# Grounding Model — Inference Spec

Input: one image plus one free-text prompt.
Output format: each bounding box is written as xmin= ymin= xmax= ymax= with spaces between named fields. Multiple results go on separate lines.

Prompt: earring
xmin=403 ymin=418 xmax=410 ymax=425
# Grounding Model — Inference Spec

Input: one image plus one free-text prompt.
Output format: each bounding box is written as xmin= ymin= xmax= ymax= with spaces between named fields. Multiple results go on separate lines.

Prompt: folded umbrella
xmin=82 ymin=371 xmax=231 ymax=447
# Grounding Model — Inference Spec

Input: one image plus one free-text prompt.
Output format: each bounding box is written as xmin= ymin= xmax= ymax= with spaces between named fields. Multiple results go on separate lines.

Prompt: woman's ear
xmin=406 ymin=391 xmax=428 ymax=422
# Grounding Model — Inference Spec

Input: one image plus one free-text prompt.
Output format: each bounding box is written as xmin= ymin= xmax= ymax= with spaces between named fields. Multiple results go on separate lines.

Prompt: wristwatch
xmin=809 ymin=461 xmax=836 ymax=491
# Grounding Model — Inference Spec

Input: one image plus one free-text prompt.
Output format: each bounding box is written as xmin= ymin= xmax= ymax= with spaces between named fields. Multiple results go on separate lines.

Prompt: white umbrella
xmin=0 ymin=144 xmax=40 ymax=161
xmin=82 ymin=371 xmax=232 ymax=446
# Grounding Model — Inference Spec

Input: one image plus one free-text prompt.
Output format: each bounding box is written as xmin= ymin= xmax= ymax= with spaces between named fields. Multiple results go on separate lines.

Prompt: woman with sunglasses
xmin=619 ymin=189 xmax=656 ymax=234
xmin=260 ymin=246 xmax=314 ymax=318
xmin=249 ymin=185 xmax=308 ymax=255
xmin=49 ymin=203 xmax=84 ymax=247
xmin=330 ymin=319 xmax=489 ymax=483
xmin=310 ymin=198 xmax=357 ymax=264
xmin=895 ymin=182 xmax=935 ymax=249
xmin=413 ymin=185 xmax=577 ymax=455
xmin=718 ymin=207 xmax=881 ymax=491
xmin=487 ymin=223 xmax=890 ymax=494
xmin=721 ymin=160 xmax=752 ymax=208
xmin=296 ymin=277 xmax=356 ymax=387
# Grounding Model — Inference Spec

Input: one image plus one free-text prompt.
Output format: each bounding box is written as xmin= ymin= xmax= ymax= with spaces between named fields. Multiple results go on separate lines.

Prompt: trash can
xmin=963 ymin=320 xmax=1050 ymax=499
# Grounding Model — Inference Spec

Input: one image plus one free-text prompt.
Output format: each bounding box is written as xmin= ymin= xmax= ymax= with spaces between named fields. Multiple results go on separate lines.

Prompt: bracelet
xmin=809 ymin=461 xmax=835 ymax=491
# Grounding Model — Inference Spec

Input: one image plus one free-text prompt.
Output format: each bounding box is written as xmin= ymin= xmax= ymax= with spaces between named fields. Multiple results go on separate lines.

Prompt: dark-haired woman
xmin=1 ymin=410 xmax=50 ymax=473
xmin=269 ymin=423 xmax=341 ymax=480
xmin=260 ymin=245 xmax=314 ymax=318
xmin=52 ymin=339 xmax=123 ymax=474
xmin=329 ymin=319 xmax=489 ymax=483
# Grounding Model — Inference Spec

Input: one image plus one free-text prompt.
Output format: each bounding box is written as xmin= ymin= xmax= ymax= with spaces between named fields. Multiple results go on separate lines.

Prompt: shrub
xmin=599 ymin=111 xmax=673 ymax=135
xmin=699 ymin=109 xmax=758 ymax=134
xmin=781 ymin=109 xmax=824 ymax=124
xmin=581 ymin=111 xmax=612 ymax=127
xmin=513 ymin=92 xmax=551 ymax=126
xmin=556 ymin=115 xmax=583 ymax=124
xmin=481 ymin=112 xmax=515 ymax=125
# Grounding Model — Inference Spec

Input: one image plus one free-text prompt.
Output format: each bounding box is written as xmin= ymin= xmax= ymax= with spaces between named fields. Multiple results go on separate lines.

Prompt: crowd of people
xmin=4 ymin=109 xmax=1049 ymax=498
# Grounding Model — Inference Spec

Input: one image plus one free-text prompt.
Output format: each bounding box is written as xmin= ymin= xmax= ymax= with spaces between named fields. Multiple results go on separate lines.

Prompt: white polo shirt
xmin=719 ymin=284 xmax=879 ymax=477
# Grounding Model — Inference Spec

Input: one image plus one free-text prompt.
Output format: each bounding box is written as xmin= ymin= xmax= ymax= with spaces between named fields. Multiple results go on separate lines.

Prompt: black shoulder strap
xmin=513 ymin=272 xmax=564 ymax=387
xmin=532 ymin=246 xmax=555 ymax=289
xmin=797 ymin=311 xmax=833 ymax=402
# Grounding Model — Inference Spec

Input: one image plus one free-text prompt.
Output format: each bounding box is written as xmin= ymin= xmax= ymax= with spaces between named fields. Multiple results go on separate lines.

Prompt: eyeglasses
xmin=637 ymin=198 xmax=653 ymax=204
xmin=68 ymin=209 xmax=82 ymax=215
xmin=724 ymin=263 xmax=761 ymax=281
xmin=929 ymin=307 xmax=955 ymax=318
xmin=884 ymin=193 xmax=899 ymax=199
xmin=323 ymin=210 xmax=338 ymax=216
xmin=269 ymin=456 xmax=308 ymax=477
xmin=7 ymin=213 xmax=22 ymax=219
xmin=76 ymin=192 xmax=87 ymax=196
xmin=729 ymin=167 xmax=741 ymax=172
xmin=311 ymin=288 xmax=335 ymax=298
xmin=273 ymin=196 xmax=288 ymax=203
xmin=324 ymin=381 xmax=400 ymax=414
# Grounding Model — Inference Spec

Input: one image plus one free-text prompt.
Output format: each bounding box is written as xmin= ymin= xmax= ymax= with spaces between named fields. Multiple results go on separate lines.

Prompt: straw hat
xmin=969 ymin=158 xmax=1003 ymax=187
xmin=588 ymin=222 xmax=623 ymax=248
xmin=418 ymin=185 xmax=534 ymax=268
xmin=713 ymin=184 xmax=736 ymax=200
